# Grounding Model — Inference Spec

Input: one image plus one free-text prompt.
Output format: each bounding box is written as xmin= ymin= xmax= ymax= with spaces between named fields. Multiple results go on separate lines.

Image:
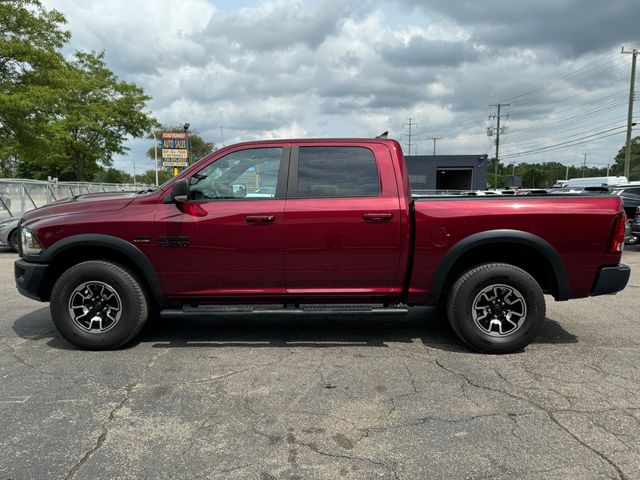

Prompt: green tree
xmin=0 ymin=0 xmax=70 ymax=176
xmin=51 ymin=52 xmax=157 ymax=180
xmin=1 ymin=0 xmax=157 ymax=180
xmin=136 ymin=168 xmax=172 ymax=185
xmin=93 ymin=167 xmax=133 ymax=184
xmin=611 ymin=136 xmax=640 ymax=181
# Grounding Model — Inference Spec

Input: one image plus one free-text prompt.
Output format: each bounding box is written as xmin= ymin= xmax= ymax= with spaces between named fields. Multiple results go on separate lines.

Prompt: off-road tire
xmin=50 ymin=261 xmax=149 ymax=350
xmin=446 ymin=263 xmax=545 ymax=354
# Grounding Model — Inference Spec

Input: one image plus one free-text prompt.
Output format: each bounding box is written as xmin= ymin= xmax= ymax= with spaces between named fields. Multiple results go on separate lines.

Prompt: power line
xmin=505 ymin=98 xmax=629 ymax=142
xmin=504 ymin=120 xmax=630 ymax=152
xmin=502 ymin=127 xmax=627 ymax=160
xmin=500 ymin=52 xmax=623 ymax=104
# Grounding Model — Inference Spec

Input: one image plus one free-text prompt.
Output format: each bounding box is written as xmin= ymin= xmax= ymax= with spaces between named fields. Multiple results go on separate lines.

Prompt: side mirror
xmin=172 ymin=179 xmax=189 ymax=203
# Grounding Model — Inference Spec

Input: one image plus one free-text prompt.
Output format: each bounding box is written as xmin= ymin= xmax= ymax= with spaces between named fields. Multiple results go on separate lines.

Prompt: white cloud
xmin=45 ymin=0 xmax=636 ymax=174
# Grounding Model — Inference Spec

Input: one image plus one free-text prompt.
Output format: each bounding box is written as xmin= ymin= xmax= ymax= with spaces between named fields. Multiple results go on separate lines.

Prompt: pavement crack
xmin=402 ymin=361 xmax=418 ymax=394
xmin=548 ymin=411 xmax=627 ymax=480
xmin=0 ymin=339 xmax=67 ymax=381
xmin=293 ymin=437 xmax=399 ymax=480
xmin=435 ymin=358 xmax=629 ymax=480
xmin=64 ymin=382 xmax=137 ymax=480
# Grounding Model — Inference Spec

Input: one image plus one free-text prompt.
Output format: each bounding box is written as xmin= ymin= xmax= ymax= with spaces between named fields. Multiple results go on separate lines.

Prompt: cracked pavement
xmin=1 ymin=247 xmax=639 ymax=479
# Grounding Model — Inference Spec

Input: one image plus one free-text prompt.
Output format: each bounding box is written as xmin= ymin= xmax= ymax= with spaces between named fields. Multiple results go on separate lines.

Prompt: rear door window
xmin=295 ymin=146 xmax=379 ymax=198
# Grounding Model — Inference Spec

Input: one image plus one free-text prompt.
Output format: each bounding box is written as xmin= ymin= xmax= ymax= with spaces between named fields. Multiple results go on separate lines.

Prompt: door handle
xmin=363 ymin=212 xmax=393 ymax=221
xmin=245 ymin=214 xmax=275 ymax=223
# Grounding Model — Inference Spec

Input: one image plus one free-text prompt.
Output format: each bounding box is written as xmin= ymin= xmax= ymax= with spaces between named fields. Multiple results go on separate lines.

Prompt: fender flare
xmin=35 ymin=234 xmax=167 ymax=307
xmin=429 ymin=229 xmax=569 ymax=302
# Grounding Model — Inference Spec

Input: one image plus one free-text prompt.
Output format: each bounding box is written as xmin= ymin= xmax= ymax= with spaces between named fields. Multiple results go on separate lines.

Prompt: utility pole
xmin=427 ymin=137 xmax=443 ymax=155
xmin=622 ymin=47 xmax=637 ymax=180
xmin=403 ymin=118 xmax=416 ymax=156
xmin=488 ymin=104 xmax=510 ymax=189
xmin=582 ymin=152 xmax=589 ymax=177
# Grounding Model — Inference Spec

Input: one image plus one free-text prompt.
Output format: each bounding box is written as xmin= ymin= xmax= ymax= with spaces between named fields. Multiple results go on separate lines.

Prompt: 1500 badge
xmin=158 ymin=236 xmax=190 ymax=248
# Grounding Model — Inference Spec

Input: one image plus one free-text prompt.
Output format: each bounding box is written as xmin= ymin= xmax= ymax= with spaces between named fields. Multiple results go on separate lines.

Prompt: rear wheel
xmin=50 ymin=261 xmax=149 ymax=350
xmin=446 ymin=263 xmax=545 ymax=354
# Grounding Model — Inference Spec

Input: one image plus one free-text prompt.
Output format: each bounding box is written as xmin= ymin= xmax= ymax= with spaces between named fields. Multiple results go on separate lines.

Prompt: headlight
xmin=21 ymin=227 xmax=44 ymax=256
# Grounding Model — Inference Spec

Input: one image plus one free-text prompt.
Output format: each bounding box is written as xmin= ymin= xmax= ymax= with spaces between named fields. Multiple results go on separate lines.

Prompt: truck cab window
xmin=189 ymin=147 xmax=283 ymax=200
xmin=296 ymin=146 xmax=379 ymax=198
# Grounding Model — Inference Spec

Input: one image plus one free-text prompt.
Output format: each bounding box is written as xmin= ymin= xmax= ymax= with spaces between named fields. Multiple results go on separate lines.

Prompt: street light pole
xmin=151 ymin=130 xmax=158 ymax=186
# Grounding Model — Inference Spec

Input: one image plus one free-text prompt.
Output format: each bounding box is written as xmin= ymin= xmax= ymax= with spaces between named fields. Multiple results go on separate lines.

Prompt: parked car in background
xmin=566 ymin=176 xmax=628 ymax=188
xmin=630 ymin=207 xmax=640 ymax=245
xmin=515 ymin=189 xmax=549 ymax=195
xmin=0 ymin=216 xmax=20 ymax=252
xmin=612 ymin=185 xmax=640 ymax=219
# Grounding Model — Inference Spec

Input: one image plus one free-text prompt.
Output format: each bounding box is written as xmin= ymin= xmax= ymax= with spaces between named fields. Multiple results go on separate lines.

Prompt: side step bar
xmin=160 ymin=304 xmax=409 ymax=319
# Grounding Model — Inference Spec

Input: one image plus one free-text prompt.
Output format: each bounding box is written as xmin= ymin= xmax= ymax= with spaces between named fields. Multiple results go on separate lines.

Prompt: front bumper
xmin=591 ymin=264 xmax=631 ymax=296
xmin=14 ymin=259 xmax=48 ymax=301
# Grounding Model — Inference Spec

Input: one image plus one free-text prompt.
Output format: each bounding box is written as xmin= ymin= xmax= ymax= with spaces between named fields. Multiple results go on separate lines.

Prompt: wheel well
xmin=439 ymin=243 xmax=558 ymax=301
xmin=39 ymin=246 xmax=156 ymax=306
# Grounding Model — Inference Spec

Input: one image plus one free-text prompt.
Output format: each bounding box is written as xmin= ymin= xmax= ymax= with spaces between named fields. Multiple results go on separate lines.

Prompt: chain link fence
xmin=0 ymin=179 xmax=149 ymax=221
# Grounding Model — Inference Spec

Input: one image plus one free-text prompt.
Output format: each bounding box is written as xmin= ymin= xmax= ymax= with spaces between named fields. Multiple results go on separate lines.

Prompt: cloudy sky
xmin=43 ymin=0 xmax=637 ymax=176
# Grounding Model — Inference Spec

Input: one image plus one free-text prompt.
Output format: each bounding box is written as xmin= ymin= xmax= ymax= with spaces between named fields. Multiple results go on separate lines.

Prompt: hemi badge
xmin=132 ymin=236 xmax=151 ymax=244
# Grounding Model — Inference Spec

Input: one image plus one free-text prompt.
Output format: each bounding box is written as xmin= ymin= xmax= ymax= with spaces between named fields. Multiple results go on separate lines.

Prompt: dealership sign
xmin=161 ymin=132 xmax=189 ymax=167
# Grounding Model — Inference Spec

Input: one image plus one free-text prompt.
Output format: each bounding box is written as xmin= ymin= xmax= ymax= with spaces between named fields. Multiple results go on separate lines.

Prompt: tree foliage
xmin=0 ymin=0 xmax=157 ymax=181
xmin=488 ymin=158 xmax=610 ymax=189
xmin=611 ymin=136 xmax=640 ymax=180
xmin=136 ymin=168 xmax=173 ymax=186
xmin=93 ymin=167 xmax=133 ymax=184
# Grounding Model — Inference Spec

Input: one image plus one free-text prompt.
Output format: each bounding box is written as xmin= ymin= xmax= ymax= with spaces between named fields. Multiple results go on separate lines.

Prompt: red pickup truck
xmin=14 ymin=138 xmax=630 ymax=353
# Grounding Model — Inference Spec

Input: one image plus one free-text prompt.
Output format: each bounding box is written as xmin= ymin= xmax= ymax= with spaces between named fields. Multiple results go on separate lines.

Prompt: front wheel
xmin=8 ymin=229 xmax=19 ymax=252
xmin=446 ymin=263 xmax=545 ymax=354
xmin=50 ymin=261 xmax=149 ymax=350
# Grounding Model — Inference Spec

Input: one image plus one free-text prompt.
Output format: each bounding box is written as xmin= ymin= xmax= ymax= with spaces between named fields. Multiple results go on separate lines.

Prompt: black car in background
xmin=611 ymin=186 xmax=640 ymax=245
xmin=631 ymin=207 xmax=640 ymax=244
xmin=612 ymin=185 xmax=640 ymax=219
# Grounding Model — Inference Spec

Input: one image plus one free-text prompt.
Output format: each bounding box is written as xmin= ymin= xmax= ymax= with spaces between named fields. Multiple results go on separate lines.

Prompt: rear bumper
xmin=591 ymin=264 xmax=630 ymax=296
xmin=14 ymin=259 xmax=48 ymax=301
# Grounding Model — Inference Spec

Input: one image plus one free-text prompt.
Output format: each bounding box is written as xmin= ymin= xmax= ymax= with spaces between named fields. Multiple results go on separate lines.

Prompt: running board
xmin=160 ymin=304 xmax=409 ymax=319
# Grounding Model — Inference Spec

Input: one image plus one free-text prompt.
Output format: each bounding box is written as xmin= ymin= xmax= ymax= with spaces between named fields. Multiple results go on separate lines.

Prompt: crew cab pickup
xmin=14 ymin=139 xmax=630 ymax=353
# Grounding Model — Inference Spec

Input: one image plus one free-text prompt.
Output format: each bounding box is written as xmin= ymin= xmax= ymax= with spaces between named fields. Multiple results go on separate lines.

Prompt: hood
xmin=23 ymin=191 xmax=138 ymax=223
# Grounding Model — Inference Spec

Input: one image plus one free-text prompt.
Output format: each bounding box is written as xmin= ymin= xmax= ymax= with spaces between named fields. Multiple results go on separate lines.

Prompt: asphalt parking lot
xmin=1 ymin=248 xmax=639 ymax=480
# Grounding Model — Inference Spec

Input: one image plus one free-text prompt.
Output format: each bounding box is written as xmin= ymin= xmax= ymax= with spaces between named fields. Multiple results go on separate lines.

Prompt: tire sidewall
xmin=50 ymin=262 xmax=146 ymax=350
xmin=8 ymin=229 xmax=19 ymax=252
xmin=451 ymin=266 xmax=545 ymax=353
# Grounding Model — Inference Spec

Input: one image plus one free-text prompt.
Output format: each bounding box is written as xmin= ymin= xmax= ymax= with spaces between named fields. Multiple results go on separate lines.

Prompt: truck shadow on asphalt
xmin=12 ymin=306 xmax=578 ymax=354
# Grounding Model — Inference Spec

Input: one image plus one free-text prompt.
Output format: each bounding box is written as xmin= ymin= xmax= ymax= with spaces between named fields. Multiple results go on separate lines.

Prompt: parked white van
xmin=565 ymin=176 xmax=629 ymax=188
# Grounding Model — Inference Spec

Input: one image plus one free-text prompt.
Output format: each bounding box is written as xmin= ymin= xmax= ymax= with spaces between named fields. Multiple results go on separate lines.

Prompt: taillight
xmin=610 ymin=213 xmax=626 ymax=254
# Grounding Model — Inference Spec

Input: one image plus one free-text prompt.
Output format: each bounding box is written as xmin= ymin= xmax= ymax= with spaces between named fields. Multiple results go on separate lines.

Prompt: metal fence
xmin=0 ymin=179 xmax=149 ymax=221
